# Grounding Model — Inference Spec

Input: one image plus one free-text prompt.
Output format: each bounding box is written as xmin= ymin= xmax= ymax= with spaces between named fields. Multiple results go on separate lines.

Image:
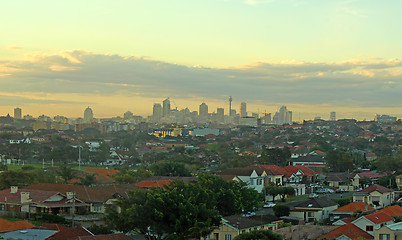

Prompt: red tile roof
xmin=357 ymin=184 xmax=393 ymax=194
xmin=257 ymin=165 xmax=287 ymax=175
xmin=85 ymin=168 xmax=120 ymax=184
xmin=0 ymin=188 xmax=60 ymax=203
xmin=77 ymin=233 xmax=131 ymax=240
xmin=318 ymin=223 xmax=373 ymax=240
xmin=333 ymin=202 xmax=374 ymax=213
xmin=377 ymin=205 xmax=402 ymax=217
xmin=363 ymin=211 xmax=394 ymax=224
xmin=34 ymin=224 xmax=93 ymax=239
xmin=358 ymin=171 xmax=389 ymax=179
xmin=0 ymin=218 xmax=35 ymax=233
xmin=135 ymin=180 xmax=172 ymax=188
xmin=284 ymin=165 xmax=318 ymax=177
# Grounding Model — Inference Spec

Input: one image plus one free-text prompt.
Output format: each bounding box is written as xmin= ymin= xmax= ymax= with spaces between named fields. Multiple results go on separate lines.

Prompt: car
xmin=264 ymin=202 xmax=276 ymax=208
xmin=316 ymin=188 xmax=334 ymax=194
xmin=336 ymin=188 xmax=345 ymax=193
xmin=309 ymin=193 xmax=318 ymax=198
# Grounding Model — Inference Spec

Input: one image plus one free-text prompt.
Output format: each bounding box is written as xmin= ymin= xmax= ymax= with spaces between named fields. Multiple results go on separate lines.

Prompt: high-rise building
xmin=240 ymin=102 xmax=247 ymax=117
xmin=163 ymin=98 xmax=171 ymax=117
xmin=330 ymin=112 xmax=336 ymax=121
xmin=217 ymin=108 xmax=224 ymax=123
xmin=153 ymin=103 xmax=162 ymax=123
xmin=199 ymin=103 xmax=208 ymax=123
xmin=84 ymin=107 xmax=93 ymax=123
xmin=279 ymin=106 xmax=287 ymax=125
xmin=229 ymin=96 xmax=232 ymax=116
xmin=286 ymin=111 xmax=292 ymax=124
xmin=14 ymin=107 xmax=22 ymax=119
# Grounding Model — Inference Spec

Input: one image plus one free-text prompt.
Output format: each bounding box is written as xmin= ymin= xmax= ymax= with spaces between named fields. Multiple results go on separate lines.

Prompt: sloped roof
xmin=361 ymin=211 xmax=394 ymax=224
xmin=85 ymin=168 xmax=120 ymax=184
xmin=317 ymin=223 xmax=373 ymax=240
xmin=292 ymin=197 xmax=338 ymax=209
xmin=220 ymin=167 xmax=262 ymax=176
xmin=356 ymin=184 xmax=393 ymax=194
xmin=77 ymin=233 xmax=131 ymax=240
xmin=258 ymin=165 xmax=287 ymax=175
xmin=284 ymin=165 xmax=318 ymax=177
xmin=0 ymin=188 xmax=60 ymax=203
xmin=34 ymin=224 xmax=93 ymax=239
xmin=326 ymin=172 xmax=356 ymax=182
xmin=135 ymin=179 xmax=172 ymax=188
xmin=0 ymin=218 xmax=35 ymax=233
xmin=222 ymin=215 xmax=276 ymax=230
xmin=357 ymin=171 xmax=389 ymax=179
xmin=377 ymin=205 xmax=402 ymax=217
xmin=333 ymin=201 xmax=374 ymax=213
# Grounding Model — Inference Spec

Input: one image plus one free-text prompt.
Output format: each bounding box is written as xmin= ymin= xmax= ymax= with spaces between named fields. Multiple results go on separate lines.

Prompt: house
xmin=330 ymin=202 xmax=375 ymax=222
xmin=374 ymin=222 xmax=402 ymax=240
xmin=317 ymin=223 xmax=374 ymax=240
xmin=2 ymin=224 xmax=93 ymax=240
xmin=353 ymin=184 xmax=395 ymax=208
xmin=274 ymin=225 xmax=338 ymax=240
xmin=0 ymin=218 xmax=34 ymax=233
xmin=289 ymin=197 xmax=338 ymax=223
xmin=358 ymin=171 xmax=390 ymax=185
xmin=0 ymin=186 xmax=89 ymax=215
xmin=77 ymin=233 xmax=132 ymax=240
xmin=326 ymin=172 xmax=360 ymax=191
xmin=203 ymin=215 xmax=282 ymax=240
xmin=377 ymin=205 xmax=402 ymax=218
xmin=396 ymin=174 xmax=402 ymax=190
xmin=219 ymin=167 xmax=266 ymax=193
xmin=26 ymin=183 xmax=138 ymax=214
xmin=288 ymin=154 xmax=327 ymax=173
xmin=352 ymin=211 xmax=394 ymax=236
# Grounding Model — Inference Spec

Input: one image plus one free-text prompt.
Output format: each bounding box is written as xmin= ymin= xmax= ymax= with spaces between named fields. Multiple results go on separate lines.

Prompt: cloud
xmin=1 ymin=50 xmax=402 ymax=111
xmin=4 ymin=45 xmax=24 ymax=50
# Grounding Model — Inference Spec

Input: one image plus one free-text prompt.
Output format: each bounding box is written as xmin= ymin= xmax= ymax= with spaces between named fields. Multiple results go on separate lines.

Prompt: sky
xmin=1 ymin=0 xmax=402 ymax=120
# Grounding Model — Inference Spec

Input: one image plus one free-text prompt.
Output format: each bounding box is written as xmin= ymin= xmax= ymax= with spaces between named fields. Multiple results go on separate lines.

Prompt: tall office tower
xmin=228 ymin=96 xmax=233 ymax=116
xmin=124 ymin=111 xmax=133 ymax=119
xmin=279 ymin=106 xmax=287 ymax=125
xmin=286 ymin=111 xmax=292 ymax=124
xmin=84 ymin=106 xmax=94 ymax=123
xmin=240 ymin=102 xmax=247 ymax=117
xmin=14 ymin=107 xmax=22 ymax=119
xmin=230 ymin=109 xmax=237 ymax=117
xmin=263 ymin=113 xmax=271 ymax=124
xmin=153 ymin=103 xmax=162 ymax=123
xmin=217 ymin=108 xmax=225 ymax=123
xmin=163 ymin=98 xmax=171 ymax=117
xmin=330 ymin=112 xmax=336 ymax=121
xmin=199 ymin=102 xmax=208 ymax=123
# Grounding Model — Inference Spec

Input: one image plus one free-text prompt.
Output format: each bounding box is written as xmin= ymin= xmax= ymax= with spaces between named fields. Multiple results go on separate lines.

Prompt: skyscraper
xmin=330 ymin=112 xmax=336 ymax=121
xmin=228 ymin=96 xmax=232 ymax=116
xmin=199 ymin=102 xmax=208 ymax=123
xmin=217 ymin=108 xmax=224 ymax=123
xmin=14 ymin=107 xmax=22 ymax=119
xmin=163 ymin=98 xmax=171 ymax=117
xmin=153 ymin=103 xmax=162 ymax=123
xmin=124 ymin=111 xmax=133 ymax=119
xmin=240 ymin=102 xmax=247 ymax=117
xmin=279 ymin=106 xmax=287 ymax=125
xmin=84 ymin=107 xmax=93 ymax=123
xmin=286 ymin=111 xmax=292 ymax=124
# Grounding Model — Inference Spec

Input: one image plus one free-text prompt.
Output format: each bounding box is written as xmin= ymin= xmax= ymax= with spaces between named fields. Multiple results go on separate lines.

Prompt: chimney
xmin=66 ymin=192 xmax=75 ymax=199
xmin=21 ymin=192 xmax=30 ymax=203
xmin=10 ymin=186 xmax=18 ymax=194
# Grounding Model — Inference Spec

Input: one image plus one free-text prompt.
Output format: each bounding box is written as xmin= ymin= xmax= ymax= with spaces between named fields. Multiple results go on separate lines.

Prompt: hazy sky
xmin=1 ymin=0 xmax=402 ymax=120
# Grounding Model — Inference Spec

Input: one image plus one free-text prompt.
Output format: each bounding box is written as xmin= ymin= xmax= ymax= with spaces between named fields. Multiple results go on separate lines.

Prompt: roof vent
xmin=308 ymin=204 xmax=313 ymax=207
xmin=20 ymin=230 xmax=28 ymax=234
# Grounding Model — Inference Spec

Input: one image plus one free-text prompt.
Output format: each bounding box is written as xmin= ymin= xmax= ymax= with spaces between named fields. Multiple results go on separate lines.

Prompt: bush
xmin=273 ymin=204 xmax=290 ymax=218
xmin=31 ymin=213 xmax=69 ymax=224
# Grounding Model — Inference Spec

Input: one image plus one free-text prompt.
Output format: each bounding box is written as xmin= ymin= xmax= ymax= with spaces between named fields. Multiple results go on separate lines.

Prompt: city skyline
xmin=1 ymin=1 xmax=402 ymax=120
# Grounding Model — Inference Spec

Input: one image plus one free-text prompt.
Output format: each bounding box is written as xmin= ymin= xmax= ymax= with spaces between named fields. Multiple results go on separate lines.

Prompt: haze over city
xmin=1 ymin=0 xmax=402 ymax=120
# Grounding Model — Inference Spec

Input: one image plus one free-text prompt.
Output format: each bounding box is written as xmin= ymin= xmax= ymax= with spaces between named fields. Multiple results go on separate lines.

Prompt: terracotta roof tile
xmin=0 ymin=218 xmax=35 ymax=233
xmin=77 ymin=233 xmax=131 ymax=240
xmin=318 ymin=223 xmax=373 ymax=240
xmin=135 ymin=180 xmax=172 ymax=188
xmin=357 ymin=184 xmax=392 ymax=194
xmin=333 ymin=202 xmax=374 ymax=213
xmin=363 ymin=211 xmax=394 ymax=224
xmin=377 ymin=205 xmax=402 ymax=217
xmin=35 ymin=224 xmax=93 ymax=239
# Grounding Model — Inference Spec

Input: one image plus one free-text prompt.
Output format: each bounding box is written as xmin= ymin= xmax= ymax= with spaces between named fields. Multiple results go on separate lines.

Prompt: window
xmin=379 ymin=234 xmax=390 ymax=240
xmin=225 ymin=234 xmax=232 ymax=240
xmin=0 ymin=204 xmax=4 ymax=211
xmin=257 ymin=179 xmax=263 ymax=185
xmin=366 ymin=225 xmax=374 ymax=231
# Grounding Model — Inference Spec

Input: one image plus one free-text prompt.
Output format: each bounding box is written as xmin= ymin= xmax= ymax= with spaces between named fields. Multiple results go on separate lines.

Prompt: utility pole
xmin=71 ymin=192 xmax=76 ymax=227
xmin=78 ymin=146 xmax=81 ymax=171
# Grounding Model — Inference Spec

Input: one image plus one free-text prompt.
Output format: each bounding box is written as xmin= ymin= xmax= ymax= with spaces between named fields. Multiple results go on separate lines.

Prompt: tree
xmin=326 ymin=150 xmax=353 ymax=172
xmin=57 ymin=166 xmax=76 ymax=184
xmin=149 ymin=161 xmax=191 ymax=177
xmin=265 ymin=186 xmax=282 ymax=202
xmin=260 ymin=147 xmax=290 ymax=167
xmin=105 ymin=181 xmax=221 ymax=239
xmin=78 ymin=174 xmax=97 ymax=186
xmin=374 ymin=156 xmax=402 ymax=174
xmin=273 ymin=204 xmax=290 ymax=218
xmin=265 ymin=186 xmax=295 ymax=202
xmin=234 ymin=230 xmax=282 ymax=240
xmin=278 ymin=187 xmax=295 ymax=202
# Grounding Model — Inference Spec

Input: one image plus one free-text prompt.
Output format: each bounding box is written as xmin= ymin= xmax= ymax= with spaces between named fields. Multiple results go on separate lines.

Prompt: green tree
xmin=326 ymin=150 xmax=353 ymax=172
xmin=260 ymin=147 xmax=290 ymax=167
xmin=374 ymin=156 xmax=402 ymax=174
xmin=234 ymin=230 xmax=282 ymax=240
xmin=57 ymin=166 xmax=76 ymax=184
xmin=149 ymin=161 xmax=191 ymax=177
xmin=78 ymin=174 xmax=97 ymax=186
xmin=273 ymin=204 xmax=290 ymax=218
xmin=265 ymin=186 xmax=282 ymax=202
